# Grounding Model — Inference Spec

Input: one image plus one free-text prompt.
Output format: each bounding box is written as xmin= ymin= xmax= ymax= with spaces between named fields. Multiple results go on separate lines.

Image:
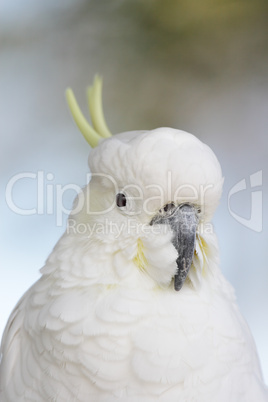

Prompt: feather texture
xmin=0 ymin=128 xmax=267 ymax=401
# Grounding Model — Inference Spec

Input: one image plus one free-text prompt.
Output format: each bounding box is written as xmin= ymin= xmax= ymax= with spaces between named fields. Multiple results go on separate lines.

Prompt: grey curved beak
xmin=150 ymin=203 xmax=199 ymax=291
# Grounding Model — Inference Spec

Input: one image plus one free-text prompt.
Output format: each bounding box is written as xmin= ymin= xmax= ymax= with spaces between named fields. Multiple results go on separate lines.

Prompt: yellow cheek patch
xmin=194 ymin=235 xmax=209 ymax=276
xmin=133 ymin=238 xmax=148 ymax=272
xmin=201 ymin=237 xmax=209 ymax=276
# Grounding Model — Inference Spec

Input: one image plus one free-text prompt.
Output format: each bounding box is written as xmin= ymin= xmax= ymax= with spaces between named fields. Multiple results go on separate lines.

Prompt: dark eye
xmin=116 ymin=193 xmax=127 ymax=208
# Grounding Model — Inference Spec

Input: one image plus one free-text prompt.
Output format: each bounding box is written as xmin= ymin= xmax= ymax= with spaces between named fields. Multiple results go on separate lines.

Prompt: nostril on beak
xmin=163 ymin=202 xmax=175 ymax=213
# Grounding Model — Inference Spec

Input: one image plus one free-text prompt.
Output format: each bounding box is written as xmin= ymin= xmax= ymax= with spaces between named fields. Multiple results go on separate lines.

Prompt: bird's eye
xmin=116 ymin=193 xmax=127 ymax=208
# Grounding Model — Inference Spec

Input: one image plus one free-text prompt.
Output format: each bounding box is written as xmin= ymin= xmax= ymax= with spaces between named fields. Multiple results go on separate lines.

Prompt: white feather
xmin=0 ymin=128 xmax=267 ymax=401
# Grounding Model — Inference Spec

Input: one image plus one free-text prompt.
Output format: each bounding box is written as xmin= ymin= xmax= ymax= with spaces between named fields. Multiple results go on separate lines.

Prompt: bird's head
xmin=65 ymin=77 xmax=223 ymax=292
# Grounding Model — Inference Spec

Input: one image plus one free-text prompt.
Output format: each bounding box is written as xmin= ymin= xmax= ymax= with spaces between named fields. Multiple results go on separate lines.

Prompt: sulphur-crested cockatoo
xmin=0 ymin=77 xmax=267 ymax=402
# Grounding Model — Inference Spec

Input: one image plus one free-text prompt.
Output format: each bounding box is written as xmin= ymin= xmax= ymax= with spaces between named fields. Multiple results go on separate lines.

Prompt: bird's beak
xmin=150 ymin=203 xmax=199 ymax=291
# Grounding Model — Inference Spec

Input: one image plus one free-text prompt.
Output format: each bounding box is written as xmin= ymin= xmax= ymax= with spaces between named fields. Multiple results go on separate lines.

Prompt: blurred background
xmin=1 ymin=0 xmax=267 ymax=381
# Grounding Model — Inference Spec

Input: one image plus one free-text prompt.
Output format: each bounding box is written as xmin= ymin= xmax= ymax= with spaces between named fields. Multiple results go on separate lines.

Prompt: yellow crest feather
xmin=65 ymin=75 xmax=112 ymax=148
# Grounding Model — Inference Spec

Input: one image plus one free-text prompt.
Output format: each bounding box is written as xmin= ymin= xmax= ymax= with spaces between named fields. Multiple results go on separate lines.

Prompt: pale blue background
xmin=1 ymin=0 xmax=268 ymax=382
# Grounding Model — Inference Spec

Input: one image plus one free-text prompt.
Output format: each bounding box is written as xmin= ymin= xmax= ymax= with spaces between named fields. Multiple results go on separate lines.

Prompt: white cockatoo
xmin=0 ymin=77 xmax=267 ymax=402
